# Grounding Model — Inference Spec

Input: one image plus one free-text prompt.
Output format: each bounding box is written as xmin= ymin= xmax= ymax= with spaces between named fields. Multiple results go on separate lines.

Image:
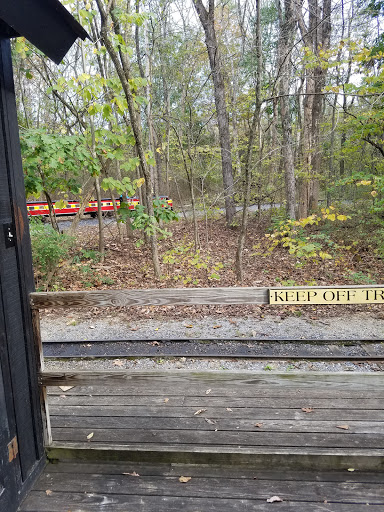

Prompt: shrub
xmin=30 ymin=220 xmax=74 ymax=289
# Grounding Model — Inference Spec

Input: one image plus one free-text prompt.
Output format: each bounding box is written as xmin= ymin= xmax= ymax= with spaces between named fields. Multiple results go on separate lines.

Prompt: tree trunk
xmin=96 ymin=0 xmax=161 ymax=278
xmin=192 ymin=0 xmax=236 ymax=226
xmin=94 ymin=176 xmax=105 ymax=262
xmin=277 ymin=0 xmax=296 ymax=219
xmin=235 ymin=0 xmax=262 ymax=282
xmin=297 ymin=0 xmax=331 ymax=218
xmin=44 ymin=191 xmax=59 ymax=232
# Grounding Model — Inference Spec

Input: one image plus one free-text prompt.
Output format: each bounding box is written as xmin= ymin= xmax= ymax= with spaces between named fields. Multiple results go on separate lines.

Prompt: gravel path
xmin=41 ymin=312 xmax=384 ymax=373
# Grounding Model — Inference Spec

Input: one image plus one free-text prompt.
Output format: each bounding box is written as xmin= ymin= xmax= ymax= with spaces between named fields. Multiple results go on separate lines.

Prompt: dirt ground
xmin=46 ymin=215 xmax=384 ymax=322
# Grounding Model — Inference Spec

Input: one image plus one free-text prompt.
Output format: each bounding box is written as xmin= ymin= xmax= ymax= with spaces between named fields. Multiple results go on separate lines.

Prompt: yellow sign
xmin=269 ymin=287 xmax=384 ymax=305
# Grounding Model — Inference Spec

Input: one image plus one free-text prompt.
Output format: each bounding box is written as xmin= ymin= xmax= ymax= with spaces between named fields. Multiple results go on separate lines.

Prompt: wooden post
xmin=31 ymin=309 xmax=52 ymax=446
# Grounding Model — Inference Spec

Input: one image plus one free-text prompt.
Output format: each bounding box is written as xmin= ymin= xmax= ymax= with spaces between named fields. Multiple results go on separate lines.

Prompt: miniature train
xmin=26 ymin=196 xmax=173 ymax=218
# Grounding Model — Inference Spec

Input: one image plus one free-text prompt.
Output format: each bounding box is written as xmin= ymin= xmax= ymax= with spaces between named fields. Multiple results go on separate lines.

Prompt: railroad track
xmin=42 ymin=338 xmax=384 ymax=361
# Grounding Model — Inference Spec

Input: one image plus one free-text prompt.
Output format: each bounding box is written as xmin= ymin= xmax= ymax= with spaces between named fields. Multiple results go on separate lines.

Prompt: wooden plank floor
xmin=19 ymin=460 xmax=384 ymax=511
xmin=46 ymin=372 xmax=384 ymax=469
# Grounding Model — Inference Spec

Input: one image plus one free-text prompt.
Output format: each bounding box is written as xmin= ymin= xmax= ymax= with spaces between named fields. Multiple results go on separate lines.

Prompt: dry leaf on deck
xmin=205 ymin=418 xmax=217 ymax=425
xmin=152 ymin=341 xmax=160 ymax=346
xmin=123 ymin=471 xmax=140 ymax=476
xmin=113 ymin=359 xmax=125 ymax=367
xmin=226 ymin=408 xmax=233 ymax=412
xmin=86 ymin=432 xmax=94 ymax=440
xmin=254 ymin=423 xmax=263 ymax=428
xmin=59 ymin=386 xmax=74 ymax=392
xmin=179 ymin=476 xmax=191 ymax=483
xmin=194 ymin=409 xmax=207 ymax=415
xmin=266 ymin=496 xmax=283 ymax=503
xmin=184 ymin=324 xmax=193 ymax=328
xmin=213 ymin=325 xmax=222 ymax=329
xmin=205 ymin=389 xmax=212 ymax=395
xmin=301 ymin=407 xmax=314 ymax=413
xmin=45 ymin=490 xmax=53 ymax=496
xmin=336 ymin=425 xmax=349 ymax=430
xmin=164 ymin=398 xmax=169 ymax=403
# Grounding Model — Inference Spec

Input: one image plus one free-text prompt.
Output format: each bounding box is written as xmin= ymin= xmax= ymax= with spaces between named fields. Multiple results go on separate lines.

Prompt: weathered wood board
xmin=18 ymin=460 xmax=384 ymax=511
xmin=44 ymin=372 xmax=384 ymax=470
xmin=31 ymin=284 xmax=384 ymax=309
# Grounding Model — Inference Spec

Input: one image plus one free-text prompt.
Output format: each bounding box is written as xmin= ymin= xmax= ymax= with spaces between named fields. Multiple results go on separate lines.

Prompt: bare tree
xmin=192 ymin=0 xmax=236 ymax=225
xmin=96 ymin=0 xmax=161 ymax=278
xmin=297 ymin=0 xmax=332 ymax=218
xmin=277 ymin=0 xmax=297 ymax=219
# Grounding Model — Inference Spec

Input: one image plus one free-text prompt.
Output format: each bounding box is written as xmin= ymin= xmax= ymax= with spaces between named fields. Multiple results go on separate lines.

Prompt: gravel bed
xmin=41 ymin=312 xmax=384 ymax=373
xmin=41 ymin=312 xmax=384 ymax=342
xmin=44 ymin=357 xmax=381 ymax=373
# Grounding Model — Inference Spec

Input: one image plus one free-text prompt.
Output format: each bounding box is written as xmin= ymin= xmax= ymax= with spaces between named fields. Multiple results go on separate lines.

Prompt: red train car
xmin=26 ymin=196 xmax=173 ymax=217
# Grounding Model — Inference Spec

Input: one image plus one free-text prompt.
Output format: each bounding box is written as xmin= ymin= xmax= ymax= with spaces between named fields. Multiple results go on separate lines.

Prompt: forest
xmin=13 ymin=0 xmax=384 ymax=297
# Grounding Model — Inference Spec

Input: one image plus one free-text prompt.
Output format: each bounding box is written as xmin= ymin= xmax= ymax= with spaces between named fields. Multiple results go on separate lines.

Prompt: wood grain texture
xmin=50 ymin=416 xmax=384 ymax=434
xmin=44 ymin=371 xmax=384 ymax=471
xmin=32 ymin=310 xmax=52 ymax=446
xmin=30 ymin=287 xmax=269 ymax=309
xmin=19 ymin=492 xmax=380 ymax=512
xmin=48 ymin=404 xmax=384 ymax=421
xmin=41 ymin=370 xmax=384 ymax=389
xmin=30 ymin=284 xmax=384 ymax=310
xmin=18 ymin=461 xmax=384 ymax=511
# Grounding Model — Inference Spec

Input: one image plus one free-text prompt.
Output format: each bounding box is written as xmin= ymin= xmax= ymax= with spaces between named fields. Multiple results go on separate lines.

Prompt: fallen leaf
xmin=164 ymin=398 xmax=169 ymax=403
xmin=86 ymin=432 xmax=94 ymax=440
xmin=179 ymin=476 xmax=191 ymax=483
xmin=184 ymin=324 xmax=193 ymax=328
xmin=266 ymin=496 xmax=283 ymax=503
xmin=123 ymin=471 xmax=140 ymax=476
xmin=347 ymin=468 xmax=355 ymax=472
xmin=66 ymin=319 xmax=77 ymax=326
xmin=254 ymin=423 xmax=263 ymax=428
xmin=205 ymin=418 xmax=217 ymax=425
xmin=130 ymin=327 xmax=138 ymax=331
xmin=59 ymin=386 xmax=74 ymax=392
xmin=205 ymin=389 xmax=212 ymax=395
xmin=301 ymin=407 xmax=314 ymax=413
xmin=213 ymin=325 xmax=222 ymax=329
xmin=229 ymin=320 xmax=237 ymax=325
xmin=336 ymin=425 xmax=349 ymax=430
xmin=226 ymin=408 xmax=233 ymax=412
xmin=45 ymin=490 xmax=53 ymax=496
xmin=152 ymin=341 xmax=160 ymax=346
xmin=89 ymin=325 xmax=95 ymax=329
xmin=194 ymin=409 xmax=207 ymax=415
xmin=113 ymin=359 xmax=124 ymax=367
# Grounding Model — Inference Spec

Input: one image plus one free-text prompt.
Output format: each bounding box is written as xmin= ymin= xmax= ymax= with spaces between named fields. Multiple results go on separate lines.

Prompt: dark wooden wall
xmin=0 ymin=37 xmax=44 ymax=511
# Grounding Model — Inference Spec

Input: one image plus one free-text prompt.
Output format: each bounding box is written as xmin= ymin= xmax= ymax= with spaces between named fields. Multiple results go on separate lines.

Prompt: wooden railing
xmin=30 ymin=284 xmax=384 ymax=446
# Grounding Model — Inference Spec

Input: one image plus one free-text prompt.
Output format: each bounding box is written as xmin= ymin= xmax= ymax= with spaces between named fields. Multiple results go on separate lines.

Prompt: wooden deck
xmin=43 ymin=371 xmax=384 ymax=470
xmin=19 ymin=460 xmax=384 ymax=511
xmin=18 ymin=371 xmax=384 ymax=511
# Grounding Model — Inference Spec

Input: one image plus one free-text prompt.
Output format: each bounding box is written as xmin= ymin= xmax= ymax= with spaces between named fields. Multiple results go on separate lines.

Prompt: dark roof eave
xmin=0 ymin=0 xmax=91 ymax=64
